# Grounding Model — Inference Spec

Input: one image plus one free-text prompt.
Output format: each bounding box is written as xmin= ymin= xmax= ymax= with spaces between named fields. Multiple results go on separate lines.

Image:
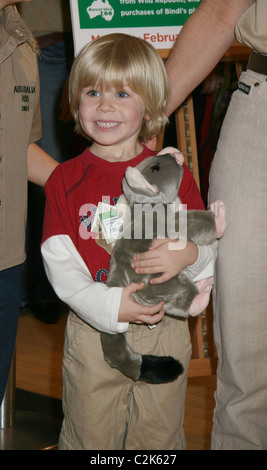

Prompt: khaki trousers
xmin=58 ymin=311 xmax=191 ymax=450
xmin=209 ymin=69 xmax=267 ymax=449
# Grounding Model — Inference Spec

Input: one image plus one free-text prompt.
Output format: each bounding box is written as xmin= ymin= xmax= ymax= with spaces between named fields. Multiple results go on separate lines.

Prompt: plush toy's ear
xmin=157 ymin=147 xmax=184 ymax=166
xmin=124 ymin=166 xmax=159 ymax=197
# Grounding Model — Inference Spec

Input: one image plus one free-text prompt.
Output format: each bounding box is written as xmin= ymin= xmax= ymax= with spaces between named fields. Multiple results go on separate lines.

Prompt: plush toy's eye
xmin=151 ymin=163 xmax=160 ymax=172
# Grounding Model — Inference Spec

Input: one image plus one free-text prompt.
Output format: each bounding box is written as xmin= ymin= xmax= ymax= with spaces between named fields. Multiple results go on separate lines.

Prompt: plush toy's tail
xmin=101 ymin=332 xmax=183 ymax=384
xmin=140 ymin=355 xmax=183 ymax=384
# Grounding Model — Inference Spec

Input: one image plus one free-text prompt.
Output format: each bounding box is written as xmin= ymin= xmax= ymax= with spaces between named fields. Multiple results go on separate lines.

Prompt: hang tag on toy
xmin=91 ymin=202 xmax=123 ymax=244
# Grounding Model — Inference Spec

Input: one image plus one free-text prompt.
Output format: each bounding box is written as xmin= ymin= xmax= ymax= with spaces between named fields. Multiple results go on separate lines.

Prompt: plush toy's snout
xmin=122 ymin=153 xmax=184 ymax=205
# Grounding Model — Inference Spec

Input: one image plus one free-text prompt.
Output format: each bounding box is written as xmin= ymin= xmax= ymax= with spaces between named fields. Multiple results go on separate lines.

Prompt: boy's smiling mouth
xmin=96 ymin=121 xmax=120 ymax=128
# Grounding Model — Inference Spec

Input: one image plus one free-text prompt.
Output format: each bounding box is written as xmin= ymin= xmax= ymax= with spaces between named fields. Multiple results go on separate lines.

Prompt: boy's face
xmin=78 ymin=84 xmax=149 ymax=161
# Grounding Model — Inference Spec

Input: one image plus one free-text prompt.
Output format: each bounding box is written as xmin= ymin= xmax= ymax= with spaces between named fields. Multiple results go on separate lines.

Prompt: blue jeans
xmin=37 ymin=40 xmax=74 ymax=162
xmin=0 ymin=264 xmax=23 ymax=405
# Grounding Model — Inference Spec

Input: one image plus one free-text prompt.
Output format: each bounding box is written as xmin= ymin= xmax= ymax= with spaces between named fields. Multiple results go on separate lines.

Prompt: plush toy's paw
xmin=188 ymin=277 xmax=214 ymax=316
xmin=140 ymin=355 xmax=184 ymax=384
xmin=209 ymin=200 xmax=227 ymax=238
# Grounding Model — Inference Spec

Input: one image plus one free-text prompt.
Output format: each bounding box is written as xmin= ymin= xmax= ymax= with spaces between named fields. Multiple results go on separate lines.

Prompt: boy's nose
xmin=98 ymin=95 xmax=114 ymax=111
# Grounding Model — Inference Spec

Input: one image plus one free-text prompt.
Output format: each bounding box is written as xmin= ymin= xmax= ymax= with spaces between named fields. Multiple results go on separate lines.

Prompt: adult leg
xmin=209 ymin=70 xmax=267 ymax=449
xmin=36 ymin=40 xmax=74 ymax=163
xmin=0 ymin=264 xmax=23 ymax=404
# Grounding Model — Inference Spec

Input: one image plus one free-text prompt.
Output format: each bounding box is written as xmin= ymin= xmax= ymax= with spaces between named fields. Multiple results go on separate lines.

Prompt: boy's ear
xmin=144 ymin=111 xmax=151 ymax=121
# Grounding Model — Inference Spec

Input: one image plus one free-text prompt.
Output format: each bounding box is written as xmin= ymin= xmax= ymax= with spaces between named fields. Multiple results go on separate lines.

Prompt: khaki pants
xmin=58 ymin=311 xmax=191 ymax=450
xmin=209 ymin=69 xmax=267 ymax=449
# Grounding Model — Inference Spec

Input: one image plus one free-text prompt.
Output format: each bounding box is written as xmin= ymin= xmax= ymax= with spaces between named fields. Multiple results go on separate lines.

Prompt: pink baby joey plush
xmin=188 ymin=200 xmax=226 ymax=316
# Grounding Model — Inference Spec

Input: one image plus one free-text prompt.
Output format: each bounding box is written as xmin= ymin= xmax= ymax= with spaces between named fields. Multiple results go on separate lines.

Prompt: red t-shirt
xmin=42 ymin=145 xmax=204 ymax=284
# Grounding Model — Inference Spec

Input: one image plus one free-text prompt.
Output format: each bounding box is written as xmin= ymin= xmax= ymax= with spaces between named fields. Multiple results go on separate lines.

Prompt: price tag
xmin=91 ymin=202 xmax=123 ymax=244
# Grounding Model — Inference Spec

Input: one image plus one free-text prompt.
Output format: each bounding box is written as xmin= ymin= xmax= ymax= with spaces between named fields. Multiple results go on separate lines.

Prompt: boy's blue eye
xmin=117 ymin=91 xmax=128 ymax=98
xmin=88 ymin=90 xmax=99 ymax=97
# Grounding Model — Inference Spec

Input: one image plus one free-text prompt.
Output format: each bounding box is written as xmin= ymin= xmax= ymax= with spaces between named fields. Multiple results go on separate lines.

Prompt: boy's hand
xmin=118 ymin=282 xmax=165 ymax=325
xmin=131 ymin=239 xmax=198 ymax=284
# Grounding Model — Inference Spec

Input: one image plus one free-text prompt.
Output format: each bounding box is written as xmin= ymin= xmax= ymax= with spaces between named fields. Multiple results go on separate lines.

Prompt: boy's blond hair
xmin=69 ymin=33 xmax=170 ymax=143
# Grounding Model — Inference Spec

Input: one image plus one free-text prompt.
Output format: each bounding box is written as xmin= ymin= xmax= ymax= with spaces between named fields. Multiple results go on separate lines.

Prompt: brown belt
xmin=37 ymin=32 xmax=65 ymax=49
xmin=247 ymin=50 xmax=267 ymax=76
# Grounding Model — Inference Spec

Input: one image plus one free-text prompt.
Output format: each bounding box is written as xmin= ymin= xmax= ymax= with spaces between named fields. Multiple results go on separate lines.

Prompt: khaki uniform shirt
xmin=0 ymin=6 xmax=41 ymax=271
xmin=18 ymin=0 xmax=71 ymax=38
xmin=235 ymin=0 xmax=267 ymax=53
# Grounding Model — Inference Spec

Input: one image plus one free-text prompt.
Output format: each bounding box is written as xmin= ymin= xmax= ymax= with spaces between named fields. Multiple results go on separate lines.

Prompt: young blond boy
xmin=41 ymin=33 xmax=213 ymax=450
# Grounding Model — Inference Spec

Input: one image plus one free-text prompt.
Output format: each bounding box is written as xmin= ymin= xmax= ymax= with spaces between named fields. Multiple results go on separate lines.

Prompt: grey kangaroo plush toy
xmin=99 ymin=151 xmax=225 ymax=384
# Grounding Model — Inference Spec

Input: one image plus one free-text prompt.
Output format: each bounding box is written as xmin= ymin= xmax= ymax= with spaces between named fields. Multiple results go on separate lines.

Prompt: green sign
xmin=70 ymin=0 xmax=202 ymax=54
xmin=78 ymin=0 xmax=201 ymax=28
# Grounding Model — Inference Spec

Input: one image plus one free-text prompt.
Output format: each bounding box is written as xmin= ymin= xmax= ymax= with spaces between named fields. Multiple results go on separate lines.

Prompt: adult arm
xmin=166 ymin=0 xmax=254 ymax=114
xmin=27 ymin=142 xmax=59 ymax=186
